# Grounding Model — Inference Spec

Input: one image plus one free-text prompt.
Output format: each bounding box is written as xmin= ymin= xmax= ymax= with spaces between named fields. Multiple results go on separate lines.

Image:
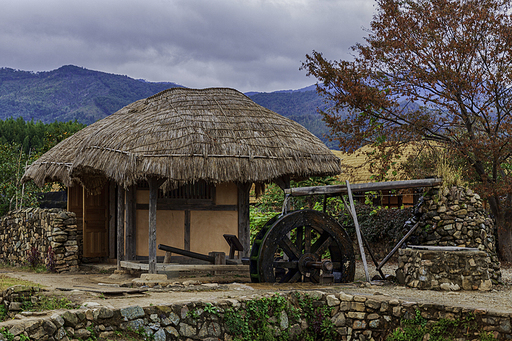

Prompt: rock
xmin=120 ymin=306 xmax=145 ymax=320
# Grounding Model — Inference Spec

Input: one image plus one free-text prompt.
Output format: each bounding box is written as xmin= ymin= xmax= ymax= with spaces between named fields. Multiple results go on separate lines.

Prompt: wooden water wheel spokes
xmin=250 ymin=210 xmax=355 ymax=283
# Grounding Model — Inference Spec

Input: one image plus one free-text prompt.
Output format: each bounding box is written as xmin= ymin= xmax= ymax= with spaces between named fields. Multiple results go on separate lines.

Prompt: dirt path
xmin=3 ymin=261 xmax=512 ymax=313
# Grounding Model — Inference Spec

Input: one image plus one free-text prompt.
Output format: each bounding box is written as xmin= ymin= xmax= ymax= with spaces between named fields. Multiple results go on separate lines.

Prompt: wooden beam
xmin=237 ymin=182 xmax=252 ymax=258
xmin=116 ymin=186 xmax=125 ymax=271
xmin=148 ymin=177 xmax=159 ymax=274
xmin=125 ymin=185 xmax=136 ymax=261
xmin=121 ymin=260 xmax=248 ymax=272
xmin=136 ymin=203 xmax=237 ymax=211
xmin=284 ymin=178 xmax=443 ymax=197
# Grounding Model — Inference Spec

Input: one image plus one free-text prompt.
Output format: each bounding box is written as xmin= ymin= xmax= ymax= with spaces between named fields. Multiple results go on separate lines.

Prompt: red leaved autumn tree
xmin=303 ymin=0 xmax=512 ymax=261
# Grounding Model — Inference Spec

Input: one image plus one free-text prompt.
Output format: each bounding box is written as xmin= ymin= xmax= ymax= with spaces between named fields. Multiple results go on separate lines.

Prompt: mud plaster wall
xmin=136 ymin=183 xmax=238 ymax=257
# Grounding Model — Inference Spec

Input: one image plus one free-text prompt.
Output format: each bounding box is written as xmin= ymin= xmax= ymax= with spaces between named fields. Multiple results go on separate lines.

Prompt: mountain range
xmin=0 ymin=65 xmax=338 ymax=149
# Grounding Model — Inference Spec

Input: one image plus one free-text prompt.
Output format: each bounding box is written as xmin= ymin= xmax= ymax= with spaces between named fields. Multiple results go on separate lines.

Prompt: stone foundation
xmin=410 ymin=186 xmax=501 ymax=283
xmin=397 ymin=246 xmax=493 ymax=291
xmin=0 ymin=290 xmax=510 ymax=341
xmin=0 ymin=208 xmax=79 ymax=272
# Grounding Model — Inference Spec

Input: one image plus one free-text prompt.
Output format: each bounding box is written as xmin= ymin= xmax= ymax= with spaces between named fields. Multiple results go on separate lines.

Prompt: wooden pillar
xmin=125 ymin=185 xmax=136 ymax=261
xmin=148 ymin=177 xmax=158 ymax=274
xmin=108 ymin=182 xmax=116 ymax=259
xmin=116 ymin=186 xmax=125 ymax=271
xmin=184 ymin=210 xmax=191 ymax=251
xmin=237 ymin=182 xmax=252 ymax=258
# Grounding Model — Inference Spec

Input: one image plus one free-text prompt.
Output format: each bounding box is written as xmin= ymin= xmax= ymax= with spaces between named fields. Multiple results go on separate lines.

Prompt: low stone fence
xmin=397 ymin=247 xmax=493 ymax=291
xmin=0 ymin=289 xmax=510 ymax=340
xmin=0 ymin=208 xmax=79 ymax=272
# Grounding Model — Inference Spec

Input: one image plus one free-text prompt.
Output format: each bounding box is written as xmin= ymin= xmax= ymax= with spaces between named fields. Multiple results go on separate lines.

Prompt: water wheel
xmin=249 ymin=210 xmax=355 ymax=283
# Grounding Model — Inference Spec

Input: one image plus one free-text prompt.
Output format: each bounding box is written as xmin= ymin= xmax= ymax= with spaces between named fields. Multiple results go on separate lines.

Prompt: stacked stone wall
xmin=411 ymin=186 xmax=501 ymax=282
xmin=0 ymin=208 xmax=79 ymax=272
xmin=0 ymin=290 xmax=510 ymax=340
xmin=397 ymin=248 xmax=493 ymax=291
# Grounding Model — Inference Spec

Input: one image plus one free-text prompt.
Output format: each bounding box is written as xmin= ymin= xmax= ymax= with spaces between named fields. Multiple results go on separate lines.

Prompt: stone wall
xmin=397 ymin=247 xmax=493 ymax=291
xmin=0 ymin=289 xmax=510 ymax=340
xmin=0 ymin=208 xmax=79 ymax=272
xmin=410 ymin=186 xmax=501 ymax=282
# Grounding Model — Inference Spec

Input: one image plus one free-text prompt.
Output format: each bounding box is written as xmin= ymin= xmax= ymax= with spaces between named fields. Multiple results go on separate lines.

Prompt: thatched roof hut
xmin=23 ymin=87 xmax=341 ymax=272
xmin=24 ymin=87 xmax=340 ymax=189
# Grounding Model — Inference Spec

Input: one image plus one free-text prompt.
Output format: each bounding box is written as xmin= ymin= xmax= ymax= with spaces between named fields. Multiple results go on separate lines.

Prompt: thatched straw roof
xmin=24 ymin=87 xmax=340 ymax=191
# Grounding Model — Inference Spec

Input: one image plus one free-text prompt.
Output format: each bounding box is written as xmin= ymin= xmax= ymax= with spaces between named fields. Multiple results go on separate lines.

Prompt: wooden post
xmin=209 ymin=252 xmax=226 ymax=275
xmin=108 ymin=182 xmax=116 ymax=259
xmin=275 ymin=176 xmax=291 ymax=212
xmin=237 ymin=182 xmax=252 ymax=258
xmin=184 ymin=210 xmax=191 ymax=251
xmin=148 ymin=177 xmax=158 ymax=274
xmin=125 ymin=185 xmax=136 ymax=261
xmin=116 ymin=186 xmax=125 ymax=271
xmin=346 ymin=180 xmax=370 ymax=282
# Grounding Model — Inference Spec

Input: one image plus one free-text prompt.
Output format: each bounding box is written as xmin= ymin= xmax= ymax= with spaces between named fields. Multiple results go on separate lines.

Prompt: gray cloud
xmin=0 ymin=0 xmax=375 ymax=92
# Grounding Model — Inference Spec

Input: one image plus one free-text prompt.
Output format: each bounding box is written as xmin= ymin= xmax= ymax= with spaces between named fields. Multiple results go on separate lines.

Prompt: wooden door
xmin=83 ymin=184 xmax=109 ymax=258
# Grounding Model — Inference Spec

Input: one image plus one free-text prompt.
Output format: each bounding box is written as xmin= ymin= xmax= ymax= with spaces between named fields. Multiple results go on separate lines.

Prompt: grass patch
xmin=0 ymin=274 xmax=43 ymax=291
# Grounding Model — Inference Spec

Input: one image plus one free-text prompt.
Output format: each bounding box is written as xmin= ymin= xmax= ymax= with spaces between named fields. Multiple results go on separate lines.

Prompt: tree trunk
xmin=495 ymin=209 xmax=512 ymax=262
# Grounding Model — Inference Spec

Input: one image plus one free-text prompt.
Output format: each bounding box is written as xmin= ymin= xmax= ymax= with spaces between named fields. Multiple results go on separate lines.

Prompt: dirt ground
xmin=2 ymin=260 xmax=512 ymax=314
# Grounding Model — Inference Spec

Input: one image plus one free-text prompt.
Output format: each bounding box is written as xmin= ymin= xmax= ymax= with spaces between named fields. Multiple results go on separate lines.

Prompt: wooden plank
xmin=237 ymin=182 xmax=252 ymax=258
xmin=108 ymin=182 xmax=116 ymax=259
xmin=116 ymin=186 xmax=125 ymax=271
xmin=148 ymin=177 xmax=158 ymax=274
xmin=346 ymin=180 xmax=370 ymax=282
xmin=284 ymin=178 xmax=443 ymax=197
xmin=158 ymin=244 xmax=239 ymax=265
xmin=125 ymin=185 xmax=136 ymax=261
xmin=408 ymin=245 xmax=481 ymax=252
xmin=184 ymin=210 xmax=191 ymax=251
xmin=121 ymin=261 xmax=248 ymax=272
xmin=136 ymin=203 xmax=237 ymax=211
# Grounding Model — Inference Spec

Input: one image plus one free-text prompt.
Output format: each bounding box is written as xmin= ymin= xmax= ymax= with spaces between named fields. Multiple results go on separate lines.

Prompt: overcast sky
xmin=0 ymin=0 xmax=376 ymax=93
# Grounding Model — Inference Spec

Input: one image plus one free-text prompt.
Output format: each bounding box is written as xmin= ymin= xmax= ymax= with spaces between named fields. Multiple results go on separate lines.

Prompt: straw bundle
xmin=24 ymin=88 xmax=340 ymax=191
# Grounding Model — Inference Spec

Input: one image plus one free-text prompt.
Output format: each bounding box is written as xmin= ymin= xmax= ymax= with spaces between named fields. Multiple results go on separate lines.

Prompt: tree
xmin=303 ymin=0 xmax=512 ymax=261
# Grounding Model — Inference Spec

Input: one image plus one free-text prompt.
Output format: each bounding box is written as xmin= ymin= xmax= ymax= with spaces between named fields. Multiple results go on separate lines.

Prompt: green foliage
xmin=21 ymin=296 xmax=75 ymax=311
xmin=0 ymin=328 xmax=15 ymax=341
xmin=204 ymin=303 xmax=219 ymax=315
xmin=0 ymin=142 xmax=44 ymax=215
xmin=337 ymin=203 xmax=412 ymax=244
xmin=386 ymin=310 xmax=495 ymax=341
xmin=126 ymin=326 xmax=155 ymax=341
xmin=0 ymin=117 xmax=85 ymax=216
xmin=223 ymin=293 xmax=336 ymax=341
xmin=0 ymin=117 xmax=85 ymax=154
xmin=224 ymin=294 xmax=297 ymax=341
xmin=296 ymin=293 xmax=336 ymax=341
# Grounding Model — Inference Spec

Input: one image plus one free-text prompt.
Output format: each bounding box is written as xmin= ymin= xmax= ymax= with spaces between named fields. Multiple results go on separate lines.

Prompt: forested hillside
xmin=248 ymin=89 xmax=338 ymax=149
xmin=0 ymin=65 xmax=337 ymax=148
xmin=0 ymin=65 xmax=181 ymax=124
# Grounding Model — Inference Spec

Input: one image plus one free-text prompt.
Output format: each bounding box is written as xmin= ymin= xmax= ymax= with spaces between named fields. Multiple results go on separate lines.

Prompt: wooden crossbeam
xmin=284 ymin=178 xmax=442 ymax=197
